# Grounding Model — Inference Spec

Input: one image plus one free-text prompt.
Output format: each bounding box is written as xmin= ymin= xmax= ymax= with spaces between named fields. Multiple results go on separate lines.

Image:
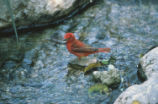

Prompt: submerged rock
xmin=114 ymin=47 xmax=158 ymax=104
xmin=88 ymin=83 xmax=109 ymax=95
xmin=0 ymin=47 xmax=39 ymax=81
xmin=3 ymin=61 xmax=16 ymax=69
xmin=0 ymin=0 xmax=94 ymax=31
xmin=93 ymin=64 xmax=121 ymax=87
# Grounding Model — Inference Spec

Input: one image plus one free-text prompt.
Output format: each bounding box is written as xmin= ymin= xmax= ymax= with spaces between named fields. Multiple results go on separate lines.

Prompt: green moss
xmin=88 ymin=83 xmax=109 ymax=95
xmin=84 ymin=62 xmax=101 ymax=73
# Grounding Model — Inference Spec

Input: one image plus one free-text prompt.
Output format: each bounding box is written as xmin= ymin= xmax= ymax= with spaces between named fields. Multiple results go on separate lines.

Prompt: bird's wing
xmin=72 ymin=47 xmax=98 ymax=53
xmin=71 ymin=40 xmax=98 ymax=53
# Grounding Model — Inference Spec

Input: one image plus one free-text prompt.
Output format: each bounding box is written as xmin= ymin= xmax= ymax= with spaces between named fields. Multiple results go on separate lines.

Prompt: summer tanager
xmin=64 ymin=33 xmax=110 ymax=59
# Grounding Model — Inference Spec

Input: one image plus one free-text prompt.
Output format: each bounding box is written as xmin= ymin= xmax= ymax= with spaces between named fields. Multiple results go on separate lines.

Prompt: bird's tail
xmin=98 ymin=48 xmax=111 ymax=53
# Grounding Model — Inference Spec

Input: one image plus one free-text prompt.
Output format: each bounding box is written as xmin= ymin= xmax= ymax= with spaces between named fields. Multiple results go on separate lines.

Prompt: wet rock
xmin=22 ymin=47 xmax=39 ymax=68
xmin=114 ymin=47 xmax=158 ymax=104
xmin=0 ymin=0 xmax=94 ymax=30
xmin=68 ymin=57 xmax=97 ymax=70
xmin=67 ymin=57 xmax=98 ymax=76
xmin=70 ymin=57 xmax=97 ymax=66
xmin=0 ymin=47 xmax=39 ymax=81
xmin=3 ymin=61 xmax=16 ymax=69
xmin=88 ymin=83 xmax=109 ymax=95
xmin=0 ymin=61 xmax=17 ymax=80
xmin=114 ymin=73 xmax=158 ymax=104
xmin=84 ymin=62 xmax=101 ymax=73
xmin=93 ymin=64 xmax=121 ymax=87
xmin=11 ymin=67 xmax=28 ymax=80
xmin=22 ymin=50 xmax=35 ymax=67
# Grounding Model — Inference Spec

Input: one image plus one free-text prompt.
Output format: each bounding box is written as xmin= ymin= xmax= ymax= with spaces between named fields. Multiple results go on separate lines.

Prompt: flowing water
xmin=0 ymin=0 xmax=158 ymax=104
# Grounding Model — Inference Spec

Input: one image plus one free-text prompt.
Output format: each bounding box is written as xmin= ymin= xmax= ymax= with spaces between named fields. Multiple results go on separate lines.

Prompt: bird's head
xmin=64 ymin=33 xmax=76 ymax=42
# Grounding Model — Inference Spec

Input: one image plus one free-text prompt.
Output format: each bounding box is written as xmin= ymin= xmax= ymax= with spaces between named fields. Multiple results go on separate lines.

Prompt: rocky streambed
xmin=0 ymin=0 xmax=158 ymax=104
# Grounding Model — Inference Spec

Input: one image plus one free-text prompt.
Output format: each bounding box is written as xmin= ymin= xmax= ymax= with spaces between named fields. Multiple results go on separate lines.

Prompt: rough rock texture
xmin=114 ymin=47 xmax=158 ymax=104
xmin=93 ymin=65 xmax=121 ymax=86
xmin=0 ymin=0 xmax=93 ymax=29
xmin=114 ymin=73 xmax=158 ymax=104
xmin=139 ymin=47 xmax=158 ymax=78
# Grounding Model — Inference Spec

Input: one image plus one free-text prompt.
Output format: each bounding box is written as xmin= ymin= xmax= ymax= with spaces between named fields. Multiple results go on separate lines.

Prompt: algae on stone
xmin=88 ymin=83 xmax=109 ymax=95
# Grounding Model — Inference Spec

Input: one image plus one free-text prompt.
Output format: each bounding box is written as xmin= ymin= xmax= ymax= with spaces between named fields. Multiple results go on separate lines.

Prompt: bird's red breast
xmin=64 ymin=33 xmax=110 ymax=59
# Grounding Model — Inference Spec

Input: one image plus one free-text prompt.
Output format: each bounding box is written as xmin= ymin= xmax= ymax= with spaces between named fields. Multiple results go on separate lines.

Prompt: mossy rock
xmin=88 ymin=83 xmax=109 ymax=95
xmin=84 ymin=62 xmax=101 ymax=73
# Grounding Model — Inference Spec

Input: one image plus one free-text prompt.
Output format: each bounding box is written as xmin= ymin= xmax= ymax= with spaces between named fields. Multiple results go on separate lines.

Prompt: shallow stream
xmin=0 ymin=0 xmax=158 ymax=104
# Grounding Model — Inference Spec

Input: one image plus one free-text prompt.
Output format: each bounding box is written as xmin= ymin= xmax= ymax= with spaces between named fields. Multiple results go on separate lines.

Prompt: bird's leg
xmin=78 ymin=57 xmax=81 ymax=60
xmin=78 ymin=56 xmax=85 ymax=61
xmin=78 ymin=56 xmax=84 ymax=60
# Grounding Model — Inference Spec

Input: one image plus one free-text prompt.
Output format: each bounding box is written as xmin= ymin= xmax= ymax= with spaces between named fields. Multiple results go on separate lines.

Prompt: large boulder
xmin=139 ymin=47 xmax=158 ymax=78
xmin=114 ymin=47 xmax=158 ymax=104
xmin=114 ymin=73 xmax=158 ymax=104
xmin=0 ymin=0 xmax=94 ymax=31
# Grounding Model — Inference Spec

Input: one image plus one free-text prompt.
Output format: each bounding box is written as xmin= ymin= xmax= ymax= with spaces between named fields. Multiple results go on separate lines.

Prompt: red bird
xmin=64 ymin=33 xmax=110 ymax=59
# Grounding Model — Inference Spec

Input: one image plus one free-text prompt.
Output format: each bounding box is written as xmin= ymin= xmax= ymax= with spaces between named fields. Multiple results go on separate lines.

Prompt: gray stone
xmin=93 ymin=64 xmax=121 ymax=86
xmin=140 ymin=47 xmax=158 ymax=78
xmin=0 ymin=0 xmax=94 ymax=29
